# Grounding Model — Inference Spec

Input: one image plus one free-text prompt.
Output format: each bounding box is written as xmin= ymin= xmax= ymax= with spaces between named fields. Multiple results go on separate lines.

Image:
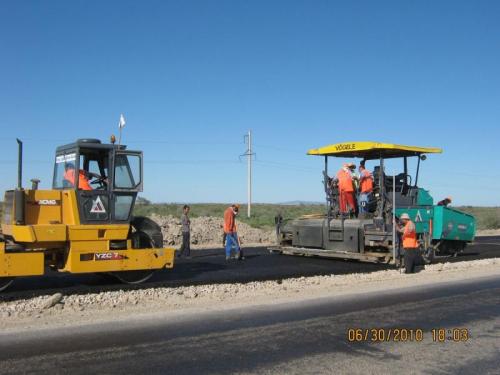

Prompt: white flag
xmin=118 ymin=114 xmax=126 ymax=129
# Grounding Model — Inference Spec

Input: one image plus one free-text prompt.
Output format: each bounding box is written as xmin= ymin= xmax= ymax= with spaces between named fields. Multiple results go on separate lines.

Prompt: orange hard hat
xmin=343 ymin=162 xmax=355 ymax=168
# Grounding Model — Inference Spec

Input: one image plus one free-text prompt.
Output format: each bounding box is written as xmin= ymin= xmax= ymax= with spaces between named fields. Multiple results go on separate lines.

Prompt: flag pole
xmin=118 ymin=114 xmax=126 ymax=145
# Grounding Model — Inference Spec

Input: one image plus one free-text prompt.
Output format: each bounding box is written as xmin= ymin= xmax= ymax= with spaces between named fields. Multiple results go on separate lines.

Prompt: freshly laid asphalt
xmin=2 ymin=236 xmax=500 ymax=299
xmin=1 ymin=275 xmax=499 ymax=374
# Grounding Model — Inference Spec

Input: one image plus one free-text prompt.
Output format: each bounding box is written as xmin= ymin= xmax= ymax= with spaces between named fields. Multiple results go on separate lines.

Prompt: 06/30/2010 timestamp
xmin=347 ymin=328 xmax=470 ymax=343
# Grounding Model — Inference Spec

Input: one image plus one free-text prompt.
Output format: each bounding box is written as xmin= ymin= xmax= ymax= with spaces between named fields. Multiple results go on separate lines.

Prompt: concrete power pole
xmin=242 ymin=130 xmax=254 ymax=218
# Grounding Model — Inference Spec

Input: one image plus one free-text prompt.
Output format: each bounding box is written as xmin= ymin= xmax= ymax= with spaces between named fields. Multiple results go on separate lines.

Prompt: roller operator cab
xmin=0 ymin=138 xmax=175 ymax=292
xmin=271 ymin=141 xmax=476 ymax=265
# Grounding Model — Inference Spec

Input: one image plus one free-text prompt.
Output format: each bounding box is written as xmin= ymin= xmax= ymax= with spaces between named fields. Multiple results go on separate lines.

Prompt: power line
xmin=0 ymin=160 xmax=51 ymax=164
xmin=145 ymin=159 xmax=240 ymax=165
xmin=253 ymin=143 xmax=306 ymax=154
xmin=254 ymin=159 xmax=318 ymax=172
xmin=0 ymin=137 xmax=238 ymax=146
xmin=127 ymin=140 xmax=237 ymax=145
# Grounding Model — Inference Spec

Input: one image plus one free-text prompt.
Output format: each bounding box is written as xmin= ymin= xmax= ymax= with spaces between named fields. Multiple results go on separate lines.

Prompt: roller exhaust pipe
xmin=15 ymin=138 xmax=25 ymax=225
xmin=17 ymin=138 xmax=22 ymax=189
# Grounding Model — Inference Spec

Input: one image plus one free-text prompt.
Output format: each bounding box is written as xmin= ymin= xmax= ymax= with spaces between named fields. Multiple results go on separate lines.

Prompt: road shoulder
xmin=1 ymin=258 xmax=499 ymax=334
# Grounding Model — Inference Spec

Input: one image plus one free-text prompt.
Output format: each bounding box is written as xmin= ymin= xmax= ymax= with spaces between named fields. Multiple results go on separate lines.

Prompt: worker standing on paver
xmin=437 ymin=197 xmax=452 ymax=207
xmin=178 ymin=205 xmax=191 ymax=258
xmin=397 ymin=213 xmax=419 ymax=274
xmin=336 ymin=163 xmax=356 ymax=215
xmin=358 ymin=162 xmax=374 ymax=214
xmin=224 ymin=204 xmax=242 ymax=261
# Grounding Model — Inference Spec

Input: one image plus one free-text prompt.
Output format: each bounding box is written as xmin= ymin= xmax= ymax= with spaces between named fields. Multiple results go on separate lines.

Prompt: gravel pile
xmin=150 ymin=214 xmax=276 ymax=246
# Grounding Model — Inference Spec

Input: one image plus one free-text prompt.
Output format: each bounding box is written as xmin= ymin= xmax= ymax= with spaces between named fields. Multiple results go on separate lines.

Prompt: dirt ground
xmin=1 ymin=258 xmax=499 ymax=334
xmin=476 ymin=229 xmax=500 ymax=236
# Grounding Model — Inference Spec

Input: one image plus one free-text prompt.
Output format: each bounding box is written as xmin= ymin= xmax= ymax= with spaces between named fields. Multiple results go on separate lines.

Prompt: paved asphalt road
xmin=1 ymin=275 xmax=499 ymax=374
xmin=3 ymin=236 xmax=500 ymax=298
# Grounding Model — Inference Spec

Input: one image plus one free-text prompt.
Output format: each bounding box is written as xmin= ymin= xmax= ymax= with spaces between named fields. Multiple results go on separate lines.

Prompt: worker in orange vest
xmin=336 ymin=163 xmax=356 ymax=215
xmin=63 ymin=163 xmax=92 ymax=191
xmin=397 ymin=213 xmax=419 ymax=273
xmin=223 ymin=204 xmax=243 ymax=261
xmin=358 ymin=162 xmax=374 ymax=214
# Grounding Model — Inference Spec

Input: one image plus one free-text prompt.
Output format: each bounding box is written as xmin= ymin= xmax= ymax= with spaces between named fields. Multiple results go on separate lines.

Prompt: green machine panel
xmin=395 ymin=206 xmax=475 ymax=242
xmin=432 ymin=206 xmax=475 ymax=241
xmin=417 ymin=189 xmax=434 ymax=206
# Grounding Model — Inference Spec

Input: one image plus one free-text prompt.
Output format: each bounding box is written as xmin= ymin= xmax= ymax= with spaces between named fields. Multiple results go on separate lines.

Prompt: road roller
xmin=0 ymin=138 xmax=175 ymax=291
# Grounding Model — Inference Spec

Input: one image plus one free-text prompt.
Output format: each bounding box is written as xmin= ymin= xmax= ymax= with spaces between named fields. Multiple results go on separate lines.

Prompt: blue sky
xmin=1 ymin=0 xmax=499 ymax=205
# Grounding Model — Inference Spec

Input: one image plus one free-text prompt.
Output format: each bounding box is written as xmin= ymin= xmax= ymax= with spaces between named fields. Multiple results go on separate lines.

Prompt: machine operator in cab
xmin=397 ymin=213 xmax=419 ymax=274
xmin=63 ymin=163 xmax=92 ymax=190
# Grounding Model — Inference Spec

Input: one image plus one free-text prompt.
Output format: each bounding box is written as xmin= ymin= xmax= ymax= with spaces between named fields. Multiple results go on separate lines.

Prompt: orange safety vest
xmin=402 ymin=221 xmax=418 ymax=249
xmin=223 ymin=207 xmax=236 ymax=233
xmin=64 ymin=169 xmax=92 ymax=191
xmin=336 ymin=169 xmax=354 ymax=193
xmin=359 ymin=169 xmax=374 ymax=193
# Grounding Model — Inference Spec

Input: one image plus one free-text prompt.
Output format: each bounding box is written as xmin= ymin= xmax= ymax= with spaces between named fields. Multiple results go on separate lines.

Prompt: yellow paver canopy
xmin=307 ymin=141 xmax=442 ymax=160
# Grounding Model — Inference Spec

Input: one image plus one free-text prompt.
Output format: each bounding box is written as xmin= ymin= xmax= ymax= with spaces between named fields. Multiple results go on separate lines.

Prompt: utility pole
xmin=242 ymin=130 xmax=254 ymax=218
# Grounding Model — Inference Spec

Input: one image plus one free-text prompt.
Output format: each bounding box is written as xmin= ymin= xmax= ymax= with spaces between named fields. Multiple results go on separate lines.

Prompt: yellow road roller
xmin=0 ymin=138 xmax=175 ymax=291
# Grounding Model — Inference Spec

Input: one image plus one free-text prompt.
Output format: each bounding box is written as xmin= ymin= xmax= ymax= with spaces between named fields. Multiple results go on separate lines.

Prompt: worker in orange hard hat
xmin=396 ymin=213 xmax=419 ymax=274
xmin=437 ymin=197 xmax=452 ymax=207
xmin=63 ymin=163 xmax=92 ymax=191
xmin=358 ymin=161 xmax=374 ymax=214
xmin=336 ymin=163 xmax=357 ymax=215
xmin=223 ymin=204 xmax=243 ymax=261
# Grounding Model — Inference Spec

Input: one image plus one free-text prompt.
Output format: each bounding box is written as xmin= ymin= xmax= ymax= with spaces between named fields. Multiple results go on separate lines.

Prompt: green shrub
xmin=457 ymin=206 xmax=500 ymax=230
xmin=133 ymin=203 xmax=324 ymax=229
xmin=481 ymin=214 xmax=500 ymax=230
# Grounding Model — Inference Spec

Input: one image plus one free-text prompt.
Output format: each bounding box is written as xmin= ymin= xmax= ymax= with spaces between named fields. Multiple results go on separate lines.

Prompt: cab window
xmin=114 ymin=154 xmax=141 ymax=189
xmin=114 ymin=195 xmax=134 ymax=221
xmin=78 ymin=150 xmax=110 ymax=191
xmin=53 ymin=152 xmax=77 ymax=189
